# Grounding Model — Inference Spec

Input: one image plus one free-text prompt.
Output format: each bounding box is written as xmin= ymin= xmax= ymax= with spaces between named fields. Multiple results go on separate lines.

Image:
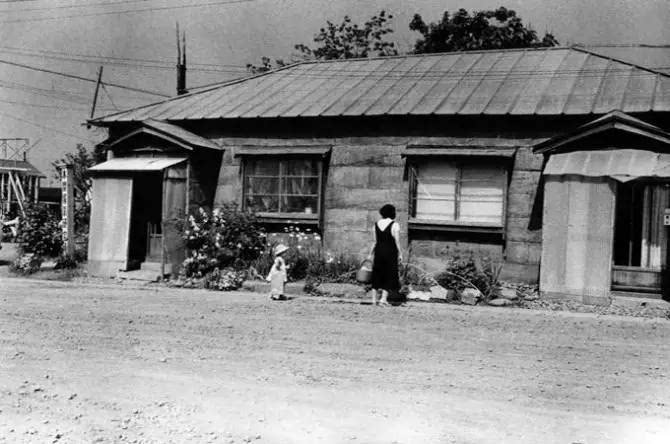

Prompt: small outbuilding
xmin=87 ymin=46 xmax=670 ymax=300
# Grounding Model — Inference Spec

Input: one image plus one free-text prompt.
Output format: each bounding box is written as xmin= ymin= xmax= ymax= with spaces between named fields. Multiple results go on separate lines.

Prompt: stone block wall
xmin=323 ymin=144 xmax=408 ymax=257
xmin=210 ymin=138 xmax=545 ymax=284
xmin=500 ymin=147 xmax=543 ymax=282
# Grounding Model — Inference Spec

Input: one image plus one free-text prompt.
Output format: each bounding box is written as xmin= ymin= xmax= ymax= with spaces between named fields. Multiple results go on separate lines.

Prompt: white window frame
xmin=408 ymin=158 xmax=508 ymax=230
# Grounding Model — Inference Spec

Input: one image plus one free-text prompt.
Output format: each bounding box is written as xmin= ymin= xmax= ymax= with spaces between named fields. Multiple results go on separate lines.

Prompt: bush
xmin=203 ymin=267 xmax=246 ymax=291
xmin=16 ymin=203 xmax=63 ymax=258
xmin=11 ymin=253 xmax=43 ymax=275
xmin=55 ymin=249 xmax=87 ymax=270
xmin=248 ymin=226 xmax=361 ymax=284
xmin=180 ymin=205 xmax=265 ymax=278
xmin=435 ymin=251 xmax=502 ymax=301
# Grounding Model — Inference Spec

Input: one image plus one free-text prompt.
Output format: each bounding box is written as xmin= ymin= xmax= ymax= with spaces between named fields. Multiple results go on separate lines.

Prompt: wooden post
xmin=59 ymin=163 xmax=76 ymax=256
xmin=89 ymin=66 xmax=104 ymax=120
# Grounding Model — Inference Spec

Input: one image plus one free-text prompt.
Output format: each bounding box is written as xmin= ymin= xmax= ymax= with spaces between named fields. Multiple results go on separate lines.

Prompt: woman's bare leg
xmin=379 ymin=290 xmax=389 ymax=305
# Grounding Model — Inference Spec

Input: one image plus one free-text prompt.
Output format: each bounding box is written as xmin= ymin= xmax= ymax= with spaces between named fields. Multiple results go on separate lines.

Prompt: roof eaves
xmin=534 ymin=111 xmax=670 ymax=153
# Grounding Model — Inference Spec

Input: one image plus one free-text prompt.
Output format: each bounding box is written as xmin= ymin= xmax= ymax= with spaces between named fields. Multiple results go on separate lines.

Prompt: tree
xmin=409 ymin=7 xmax=558 ymax=54
xmin=247 ymin=10 xmax=397 ymax=74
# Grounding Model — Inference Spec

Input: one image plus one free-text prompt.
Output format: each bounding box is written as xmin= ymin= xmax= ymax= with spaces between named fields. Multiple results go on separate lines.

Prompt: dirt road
xmin=1 ymin=278 xmax=669 ymax=443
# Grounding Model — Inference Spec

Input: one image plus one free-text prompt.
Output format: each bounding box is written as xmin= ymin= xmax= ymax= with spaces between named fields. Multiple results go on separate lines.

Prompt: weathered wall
xmin=210 ymin=133 xmax=545 ymax=283
xmin=188 ymin=148 xmax=222 ymax=213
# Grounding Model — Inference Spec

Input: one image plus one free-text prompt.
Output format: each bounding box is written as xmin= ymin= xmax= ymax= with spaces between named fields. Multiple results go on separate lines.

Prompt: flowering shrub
xmin=180 ymin=205 xmax=265 ymax=278
xmin=251 ymin=225 xmax=361 ymax=284
xmin=203 ymin=267 xmax=247 ymax=291
xmin=16 ymin=203 xmax=63 ymax=258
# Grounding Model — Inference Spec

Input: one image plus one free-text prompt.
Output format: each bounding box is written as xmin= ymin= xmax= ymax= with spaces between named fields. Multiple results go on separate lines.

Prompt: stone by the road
xmin=460 ymin=288 xmax=482 ymax=305
xmin=429 ymin=285 xmax=449 ymax=300
xmin=488 ymin=298 xmax=513 ymax=307
xmin=407 ymin=290 xmax=432 ymax=301
xmin=499 ymin=287 xmax=519 ymax=300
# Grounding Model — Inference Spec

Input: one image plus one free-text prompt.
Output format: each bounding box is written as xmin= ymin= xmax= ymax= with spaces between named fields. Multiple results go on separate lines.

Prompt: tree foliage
xmin=247 ymin=10 xmax=397 ymax=74
xmin=409 ymin=7 xmax=558 ymax=54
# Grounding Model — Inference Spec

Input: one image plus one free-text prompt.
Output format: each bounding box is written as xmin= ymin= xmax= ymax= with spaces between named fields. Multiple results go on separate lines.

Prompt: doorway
xmin=128 ymin=172 xmax=163 ymax=269
xmin=612 ymin=180 xmax=670 ymax=294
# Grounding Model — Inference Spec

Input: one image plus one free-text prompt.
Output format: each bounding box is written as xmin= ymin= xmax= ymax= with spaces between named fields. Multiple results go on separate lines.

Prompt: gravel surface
xmin=1 ymin=277 xmax=670 ymax=443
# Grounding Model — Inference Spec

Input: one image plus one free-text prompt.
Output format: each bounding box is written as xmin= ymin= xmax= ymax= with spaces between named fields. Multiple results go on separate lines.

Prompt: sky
xmin=0 ymin=0 xmax=669 ymax=185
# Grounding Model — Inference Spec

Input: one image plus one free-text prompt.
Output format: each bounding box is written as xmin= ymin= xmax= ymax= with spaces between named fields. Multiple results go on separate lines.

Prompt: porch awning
xmin=234 ymin=146 xmax=331 ymax=157
xmin=401 ymin=146 xmax=517 ymax=157
xmin=89 ymin=157 xmax=187 ymax=172
xmin=543 ymin=149 xmax=670 ymax=182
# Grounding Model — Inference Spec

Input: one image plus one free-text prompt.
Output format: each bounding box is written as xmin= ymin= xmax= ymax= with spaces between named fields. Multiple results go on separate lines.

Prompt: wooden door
xmin=540 ymin=175 xmax=616 ymax=298
xmin=88 ymin=176 xmax=133 ymax=277
xmin=161 ymin=163 xmax=187 ymax=276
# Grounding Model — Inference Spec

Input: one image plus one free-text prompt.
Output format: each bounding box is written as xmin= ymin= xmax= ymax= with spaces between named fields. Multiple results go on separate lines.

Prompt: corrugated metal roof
xmin=91 ymin=46 xmax=670 ymax=124
xmin=89 ymin=157 xmax=186 ymax=172
xmin=0 ymin=159 xmax=44 ymax=177
xmin=544 ymin=149 xmax=670 ymax=182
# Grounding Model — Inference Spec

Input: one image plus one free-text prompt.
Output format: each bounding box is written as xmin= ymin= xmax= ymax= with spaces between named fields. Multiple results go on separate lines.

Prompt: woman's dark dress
xmin=371 ymin=221 xmax=400 ymax=292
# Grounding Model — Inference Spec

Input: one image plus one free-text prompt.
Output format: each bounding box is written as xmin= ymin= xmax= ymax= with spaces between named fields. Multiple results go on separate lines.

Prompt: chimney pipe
xmin=176 ymin=24 xmax=188 ymax=95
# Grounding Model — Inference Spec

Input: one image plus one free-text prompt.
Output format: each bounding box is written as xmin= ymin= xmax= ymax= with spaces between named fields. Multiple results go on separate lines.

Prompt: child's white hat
xmin=274 ymin=244 xmax=289 ymax=256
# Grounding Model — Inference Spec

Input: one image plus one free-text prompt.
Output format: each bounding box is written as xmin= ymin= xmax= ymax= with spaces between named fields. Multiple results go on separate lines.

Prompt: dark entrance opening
xmin=128 ymin=172 xmax=163 ymax=269
xmin=612 ymin=180 xmax=670 ymax=296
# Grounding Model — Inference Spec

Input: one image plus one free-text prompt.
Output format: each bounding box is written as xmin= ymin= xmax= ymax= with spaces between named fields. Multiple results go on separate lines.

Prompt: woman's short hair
xmin=379 ymin=204 xmax=396 ymax=219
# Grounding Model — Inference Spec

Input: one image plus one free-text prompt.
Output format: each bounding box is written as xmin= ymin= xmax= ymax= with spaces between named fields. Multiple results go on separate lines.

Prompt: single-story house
xmin=87 ymin=46 xmax=670 ymax=301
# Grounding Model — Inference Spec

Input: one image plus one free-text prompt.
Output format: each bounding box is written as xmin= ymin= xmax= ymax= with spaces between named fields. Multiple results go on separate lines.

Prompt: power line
xmin=0 ymin=0 xmax=255 ymax=24
xmin=0 ymin=44 xmax=248 ymax=69
xmin=0 ymin=111 xmax=97 ymax=142
xmin=0 ymin=0 xmax=155 ymax=13
xmin=0 ymin=57 xmax=171 ymax=97
xmin=0 ymin=97 xmax=115 ymax=112
xmin=100 ymin=83 xmax=120 ymax=111
xmin=0 ymin=47 xmax=248 ymax=74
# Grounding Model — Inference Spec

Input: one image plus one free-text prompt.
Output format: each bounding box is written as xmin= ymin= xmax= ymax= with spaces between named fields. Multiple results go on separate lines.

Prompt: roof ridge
xmin=571 ymin=45 xmax=670 ymax=78
xmin=297 ymin=46 xmax=568 ymax=66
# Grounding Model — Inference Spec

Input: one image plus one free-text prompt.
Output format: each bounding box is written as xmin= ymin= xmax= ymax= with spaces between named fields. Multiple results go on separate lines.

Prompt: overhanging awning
xmin=401 ymin=146 xmax=517 ymax=157
xmin=89 ymin=157 xmax=187 ymax=172
xmin=543 ymin=149 xmax=670 ymax=182
xmin=233 ymin=146 xmax=331 ymax=157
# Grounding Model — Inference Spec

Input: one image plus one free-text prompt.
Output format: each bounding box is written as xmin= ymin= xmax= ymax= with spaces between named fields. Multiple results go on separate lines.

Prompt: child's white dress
xmin=266 ymin=256 xmax=287 ymax=299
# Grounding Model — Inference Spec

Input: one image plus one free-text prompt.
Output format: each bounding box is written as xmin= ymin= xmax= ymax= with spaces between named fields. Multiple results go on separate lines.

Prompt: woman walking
xmin=368 ymin=204 xmax=402 ymax=306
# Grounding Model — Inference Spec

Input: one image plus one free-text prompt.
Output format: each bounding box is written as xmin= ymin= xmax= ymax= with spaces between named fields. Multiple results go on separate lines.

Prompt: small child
xmin=266 ymin=244 xmax=289 ymax=300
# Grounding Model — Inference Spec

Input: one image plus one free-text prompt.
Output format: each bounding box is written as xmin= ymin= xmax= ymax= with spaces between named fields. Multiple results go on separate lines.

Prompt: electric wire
xmin=0 ymin=57 xmax=171 ymax=97
xmin=0 ymin=111 xmax=98 ymax=142
xmin=0 ymin=0 xmax=156 ymax=13
xmin=0 ymin=44 xmax=248 ymax=70
xmin=0 ymin=0 xmax=255 ymax=24
xmin=0 ymin=47 xmax=249 ymax=74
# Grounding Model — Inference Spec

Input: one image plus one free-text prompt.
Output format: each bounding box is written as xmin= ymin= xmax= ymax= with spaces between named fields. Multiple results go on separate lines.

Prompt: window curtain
xmin=414 ymin=161 xmax=504 ymax=224
xmin=459 ymin=164 xmax=505 ymax=224
xmin=415 ymin=163 xmax=457 ymax=220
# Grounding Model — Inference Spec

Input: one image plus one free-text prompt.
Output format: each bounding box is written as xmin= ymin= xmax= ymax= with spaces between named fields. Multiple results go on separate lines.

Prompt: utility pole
xmin=89 ymin=66 xmax=104 ymax=120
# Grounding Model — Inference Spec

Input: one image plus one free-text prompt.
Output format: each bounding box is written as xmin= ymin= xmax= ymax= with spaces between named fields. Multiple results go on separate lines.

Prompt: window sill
xmin=408 ymin=219 xmax=503 ymax=234
xmin=256 ymin=212 xmax=319 ymax=225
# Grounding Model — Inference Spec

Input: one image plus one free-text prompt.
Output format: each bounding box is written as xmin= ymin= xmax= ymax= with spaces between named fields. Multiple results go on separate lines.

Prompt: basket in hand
xmin=356 ymin=259 xmax=373 ymax=283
